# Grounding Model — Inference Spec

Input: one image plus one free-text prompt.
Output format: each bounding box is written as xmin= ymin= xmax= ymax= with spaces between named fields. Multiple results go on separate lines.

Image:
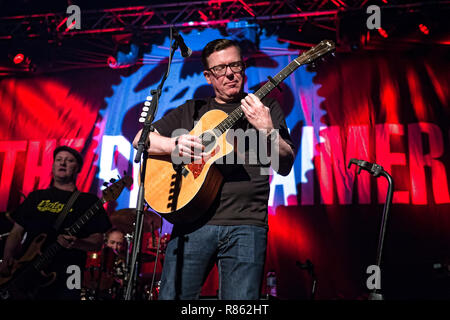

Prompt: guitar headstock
xmin=295 ymin=40 xmax=336 ymax=66
xmin=102 ymin=175 xmax=133 ymax=203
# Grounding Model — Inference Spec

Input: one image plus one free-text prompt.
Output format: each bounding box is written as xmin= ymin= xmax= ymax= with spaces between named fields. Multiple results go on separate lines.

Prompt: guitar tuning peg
xmin=123 ymin=170 xmax=127 ymax=176
xmin=331 ymin=52 xmax=336 ymax=57
xmin=110 ymin=178 xmax=116 ymax=183
xmin=102 ymin=181 xmax=109 ymax=187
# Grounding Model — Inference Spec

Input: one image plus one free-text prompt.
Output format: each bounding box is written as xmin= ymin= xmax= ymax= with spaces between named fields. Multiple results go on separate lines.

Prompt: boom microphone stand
xmin=348 ymin=159 xmax=394 ymax=301
xmin=124 ymin=27 xmax=180 ymax=300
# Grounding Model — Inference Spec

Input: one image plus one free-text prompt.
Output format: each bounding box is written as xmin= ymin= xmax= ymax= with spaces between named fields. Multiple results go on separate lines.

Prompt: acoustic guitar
xmin=144 ymin=40 xmax=335 ymax=224
xmin=0 ymin=176 xmax=133 ymax=300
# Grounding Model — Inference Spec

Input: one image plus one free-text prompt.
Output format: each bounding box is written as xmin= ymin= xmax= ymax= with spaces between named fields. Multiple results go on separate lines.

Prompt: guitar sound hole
xmin=200 ymin=132 xmax=216 ymax=153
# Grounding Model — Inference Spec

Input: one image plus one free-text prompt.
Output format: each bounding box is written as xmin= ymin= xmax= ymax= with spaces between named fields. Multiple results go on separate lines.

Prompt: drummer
xmin=99 ymin=227 xmax=127 ymax=300
xmin=105 ymin=227 xmax=125 ymax=255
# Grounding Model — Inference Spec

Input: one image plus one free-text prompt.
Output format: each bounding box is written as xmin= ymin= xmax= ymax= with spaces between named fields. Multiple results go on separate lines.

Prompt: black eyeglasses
xmin=207 ymin=61 xmax=245 ymax=77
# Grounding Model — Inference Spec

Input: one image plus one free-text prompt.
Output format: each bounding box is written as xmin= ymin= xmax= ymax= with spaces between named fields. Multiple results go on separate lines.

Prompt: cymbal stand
xmin=147 ymin=220 xmax=163 ymax=300
xmin=124 ymin=233 xmax=133 ymax=274
xmin=348 ymin=159 xmax=394 ymax=301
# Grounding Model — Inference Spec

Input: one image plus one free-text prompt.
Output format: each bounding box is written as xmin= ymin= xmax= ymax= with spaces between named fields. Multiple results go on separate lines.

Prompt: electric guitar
xmin=144 ymin=40 xmax=335 ymax=224
xmin=0 ymin=176 xmax=133 ymax=300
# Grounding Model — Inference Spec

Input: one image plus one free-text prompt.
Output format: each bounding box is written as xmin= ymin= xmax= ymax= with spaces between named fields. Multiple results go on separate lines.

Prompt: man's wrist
xmin=171 ymin=136 xmax=179 ymax=154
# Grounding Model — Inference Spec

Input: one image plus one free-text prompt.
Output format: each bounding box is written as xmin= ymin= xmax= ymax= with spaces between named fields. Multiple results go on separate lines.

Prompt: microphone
xmin=172 ymin=28 xmax=192 ymax=58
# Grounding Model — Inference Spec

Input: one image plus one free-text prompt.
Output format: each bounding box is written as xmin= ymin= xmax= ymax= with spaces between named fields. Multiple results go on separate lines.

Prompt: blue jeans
xmin=159 ymin=224 xmax=267 ymax=300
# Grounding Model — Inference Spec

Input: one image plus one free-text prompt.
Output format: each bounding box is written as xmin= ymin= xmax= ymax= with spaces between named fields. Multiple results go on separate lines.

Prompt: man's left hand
xmin=241 ymin=93 xmax=274 ymax=132
xmin=57 ymin=234 xmax=77 ymax=249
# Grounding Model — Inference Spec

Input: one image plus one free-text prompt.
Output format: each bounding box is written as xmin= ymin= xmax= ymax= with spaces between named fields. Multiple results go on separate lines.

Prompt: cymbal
xmin=109 ymin=208 xmax=162 ymax=234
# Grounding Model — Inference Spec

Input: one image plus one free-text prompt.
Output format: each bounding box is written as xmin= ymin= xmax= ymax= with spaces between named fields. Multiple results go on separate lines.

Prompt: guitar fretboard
xmin=204 ymin=39 xmax=335 ymax=145
xmin=33 ymin=199 xmax=105 ymax=271
xmin=208 ymin=56 xmax=303 ymax=142
xmin=68 ymin=201 xmax=104 ymax=236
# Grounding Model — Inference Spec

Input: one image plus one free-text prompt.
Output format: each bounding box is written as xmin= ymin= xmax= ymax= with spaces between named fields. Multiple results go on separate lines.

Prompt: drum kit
xmin=81 ymin=208 xmax=170 ymax=300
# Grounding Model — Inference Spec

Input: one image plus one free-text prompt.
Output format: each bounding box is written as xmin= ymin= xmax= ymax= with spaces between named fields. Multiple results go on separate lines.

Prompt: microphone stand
xmin=296 ymin=259 xmax=317 ymax=300
xmin=124 ymin=27 xmax=180 ymax=300
xmin=348 ymin=159 xmax=394 ymax=301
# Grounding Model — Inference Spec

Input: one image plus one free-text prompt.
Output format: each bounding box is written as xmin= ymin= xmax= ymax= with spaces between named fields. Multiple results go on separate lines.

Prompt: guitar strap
xmin=53 ymin=190 xmax=81 ymax=231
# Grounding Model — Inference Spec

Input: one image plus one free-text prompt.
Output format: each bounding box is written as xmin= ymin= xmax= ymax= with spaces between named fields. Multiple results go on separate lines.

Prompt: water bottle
xmin=266 ymin=270 xmax=277 ymax=298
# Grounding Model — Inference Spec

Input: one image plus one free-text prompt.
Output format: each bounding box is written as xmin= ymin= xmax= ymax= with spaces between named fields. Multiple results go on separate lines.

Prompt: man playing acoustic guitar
xmin=0 ymin=146 xmax=111 ymax=300
xmin=133 ymin=39 xmax=295 ymax=299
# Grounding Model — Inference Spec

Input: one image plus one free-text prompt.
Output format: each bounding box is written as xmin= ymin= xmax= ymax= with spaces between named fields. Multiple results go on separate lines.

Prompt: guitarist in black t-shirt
xmin=0 ymin=146 xmax=112 ymax=300
xmin=133 ymin=39 xmax=296 ymax=300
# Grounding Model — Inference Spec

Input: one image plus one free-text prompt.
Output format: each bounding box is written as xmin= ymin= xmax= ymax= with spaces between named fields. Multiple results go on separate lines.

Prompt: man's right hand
xmin=173 ymin=134 xmax=205 ymax=161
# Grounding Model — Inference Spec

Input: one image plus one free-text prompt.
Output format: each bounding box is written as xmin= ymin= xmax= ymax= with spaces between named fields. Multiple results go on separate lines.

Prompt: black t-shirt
xmin=152 ymin=95 xmax=294 ymax=228
xmin=11 ymin=187 xmax=112 ymax=298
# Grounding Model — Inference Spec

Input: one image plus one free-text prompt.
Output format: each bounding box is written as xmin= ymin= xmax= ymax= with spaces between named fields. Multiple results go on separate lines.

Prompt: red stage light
xmin=330 ymin=0 xmax=341 ymax=7
xmin=419 ymin=24 xmax=429 ymax=35
xmin=13 ymin=53 xmax=25 ymax=64
xmin=378 ymin=28 xmax=388 ymax=38
xmin=107 ymin=56 xmax=117 ymax=68
xmin=198 ymin=10 xmax=208 ymax=21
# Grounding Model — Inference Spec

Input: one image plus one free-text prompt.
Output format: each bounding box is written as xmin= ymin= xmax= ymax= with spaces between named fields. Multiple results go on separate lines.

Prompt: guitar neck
xmin=66 ymin=199 xmax=105 ymax=237
xmin=33 ymin=198 xmax=105 ymax=271
xmin=212 ymin=57 xmax=304 ymax=136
